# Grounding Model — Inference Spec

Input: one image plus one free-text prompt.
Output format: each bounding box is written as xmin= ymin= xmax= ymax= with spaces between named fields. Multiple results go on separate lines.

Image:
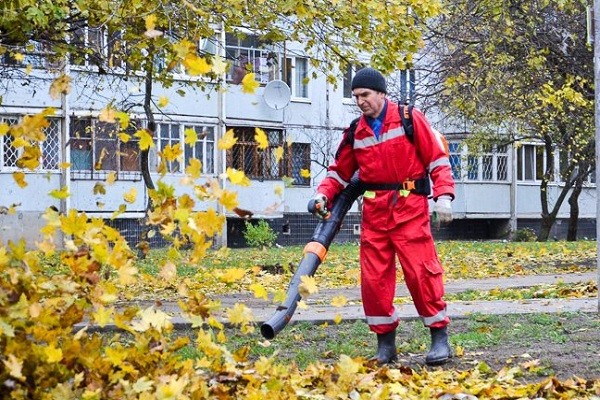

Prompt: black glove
xmin=307 ymin=193 xmax=330 ymax=219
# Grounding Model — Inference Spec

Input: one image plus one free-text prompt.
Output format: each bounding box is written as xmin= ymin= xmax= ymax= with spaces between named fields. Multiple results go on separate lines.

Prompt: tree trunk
xmin=137 ymin=50 xmax=156 ymax=257
xmin=566 ymin=178 xmax=582 ymax=241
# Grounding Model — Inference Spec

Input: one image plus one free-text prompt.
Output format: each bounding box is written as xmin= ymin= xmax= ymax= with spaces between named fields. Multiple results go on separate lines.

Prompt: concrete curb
xmin=77 ymin=272 xmax=598 ymax=332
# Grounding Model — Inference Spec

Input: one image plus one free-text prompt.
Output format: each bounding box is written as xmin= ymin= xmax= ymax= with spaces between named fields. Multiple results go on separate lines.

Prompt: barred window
xmin=227 ymin=127 xmax=310 ymax=184
xmin=287 ymin=142 xmax=310 ymax=186
xmin=448 ymin=142 xmax=462 ymax=180
xmin=0 ymin=115 xmax=60 ymax=171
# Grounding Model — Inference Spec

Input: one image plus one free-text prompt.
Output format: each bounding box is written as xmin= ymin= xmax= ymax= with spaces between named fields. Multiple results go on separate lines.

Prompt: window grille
xmin=42 ymin=119 xmax=61 ymax=170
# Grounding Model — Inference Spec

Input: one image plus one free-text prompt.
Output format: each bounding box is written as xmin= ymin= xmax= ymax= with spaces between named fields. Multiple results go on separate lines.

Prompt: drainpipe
xmin=60 ymin=60 xmax=71 ymax=241
xmin=216 ymin=24 xmax=227 ymax=248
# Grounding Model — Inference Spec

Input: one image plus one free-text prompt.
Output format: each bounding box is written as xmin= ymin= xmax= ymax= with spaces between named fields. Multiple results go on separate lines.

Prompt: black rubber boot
xmin=371 ymin=330 xmax=398 ymax=365
xmin=425 ymin=327 xmax=452 ymax=365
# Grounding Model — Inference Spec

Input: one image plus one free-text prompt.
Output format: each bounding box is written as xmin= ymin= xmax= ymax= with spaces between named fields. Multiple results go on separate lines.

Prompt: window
xmin=343 ymin=64 xmax=356 ymax=99
xmin=183 ymin=125 xmax=215 ymax=174
xmin=69 ymin=23 xmax=125 ymax=70
xmin=227 ymin=127 xmax=310 ymax=184
xmin=287 ymin=142 xmax=310 ymax=186
xmin=0 ymin=115 xmax=60 ymax=171
xmin=517 ymin=143 xmax=548 ymax=182
xmin=70 ymin=117 xmax=141 ymax=178
xmin=398 ymin=69 xmax=416 ymax=104
xmin=284 ymin=57 xmax=308 ymax=98
xmin=225 ymin=33 xmax=279 ymax=84
xmin=448 ymin=142 xmax=462 ymax=180
xmin=459 ymin=143 xmax=509 ymax=182
xmin=154 ymin=122 xmax=216 ymax=175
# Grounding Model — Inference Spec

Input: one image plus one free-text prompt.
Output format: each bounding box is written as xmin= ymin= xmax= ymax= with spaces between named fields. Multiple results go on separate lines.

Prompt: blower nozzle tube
xmin=260 ymin=178 xmax=365 ymax=339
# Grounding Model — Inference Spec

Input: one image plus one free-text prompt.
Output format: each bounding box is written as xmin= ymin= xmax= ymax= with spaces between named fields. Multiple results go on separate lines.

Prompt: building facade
xmin=0 ymin=33 xmax=596 ymax=248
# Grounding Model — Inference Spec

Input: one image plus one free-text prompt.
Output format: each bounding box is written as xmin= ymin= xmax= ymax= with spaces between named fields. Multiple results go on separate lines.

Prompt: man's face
xmin=352 ymin=88 xmax=386 ymax=118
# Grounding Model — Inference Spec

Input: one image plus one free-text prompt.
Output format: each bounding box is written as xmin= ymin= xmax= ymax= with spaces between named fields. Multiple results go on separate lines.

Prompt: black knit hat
xmin=351 ymin=67 xmax=387 ymax=94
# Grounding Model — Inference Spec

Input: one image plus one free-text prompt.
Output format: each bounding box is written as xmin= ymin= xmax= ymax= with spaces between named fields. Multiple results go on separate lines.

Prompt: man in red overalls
xmin=310 ymin=67 xmax=454 ymax=365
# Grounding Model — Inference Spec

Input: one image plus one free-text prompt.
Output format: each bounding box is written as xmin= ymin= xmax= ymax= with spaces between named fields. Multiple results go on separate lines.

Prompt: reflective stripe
xmin=421 ymin=308 xmax=447 ymax=326
xmin=428 ymin=157 xmax=451 ymax=173
xmin=325 ymin=171 xmax=349 ymax=187
xmin=354 ymin=126 xmax=405 ymax=150
xmin=366 ymin=307 xmax=400 ymax=326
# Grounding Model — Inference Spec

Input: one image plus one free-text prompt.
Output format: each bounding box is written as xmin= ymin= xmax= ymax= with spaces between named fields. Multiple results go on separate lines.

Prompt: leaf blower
xmin=260 ymin=176 xmax=365 ymax=339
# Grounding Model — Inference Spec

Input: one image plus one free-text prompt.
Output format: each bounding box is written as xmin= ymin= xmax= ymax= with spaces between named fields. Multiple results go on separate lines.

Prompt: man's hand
xmin=308 ymin=193 xmax=329 ymax=219
xmin=433 ymin=195 xmax=453 ymax=227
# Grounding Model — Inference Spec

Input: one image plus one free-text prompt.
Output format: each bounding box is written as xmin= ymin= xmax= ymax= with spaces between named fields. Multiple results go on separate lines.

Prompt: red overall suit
xmin=316 ymin=100 xmax=455 ymax=334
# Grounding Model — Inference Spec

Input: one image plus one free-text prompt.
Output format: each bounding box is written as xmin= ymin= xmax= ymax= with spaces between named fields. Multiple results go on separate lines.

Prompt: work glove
xmin=307 ymin=193 xmax=330 ymax=219
xmin=433 ymin=195 xmax=453 ymax=227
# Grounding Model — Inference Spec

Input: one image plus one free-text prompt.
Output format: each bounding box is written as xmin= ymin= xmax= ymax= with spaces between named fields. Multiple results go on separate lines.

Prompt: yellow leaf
xmin=184 ymin=54 xmax=211 ymax=75
xmin=12 ymin=172 xmax=27 ymax=188
xmin=58 ymin=162 xmax=71 ymax=169
xmin=159 ymin=262 xmax=177 ymax=282
xmin=119 ymin=132 xmax=131 ymax=143
xmin=93 ymin=182 xmax=106 ymax=195
xmin=117 ymin=264 xmax=138 ymax=285
xmin=134 ymin=129 xmax=154 ymax=150
xmin=184 ymin=128 xmax=197 ymax=145
xmin=220 ymin=268 xmax=245 ymax=283
xmin=300 ymin=169 xmax=311 ymax=178
xmin=92 ymin=306 xmax=113 ymax=327
xmin=162 ymin=143 xmax=182 ymax=162
xmin=132 ymin=307 xmax=173 ymax=333
xmin=49 ymin=187 xmax=70 ymax=200
xmin=298 ymin=275 xmax=318 ymax=297
xmin=211 ymin=56 xmax=228 ymax=75
xmin=99 ymin=106 xmax=117 ymax=123
xmin=49 ymin=74 xmax=71 ymax=100
xmin=241 ymin=73 xmax=260 ymax=94
xmin=249 ymin=283 xmax=268 ymax=300
xmin=157 ymin=96 xmax=169 ymax=108
xmin=274 ymin=185 xmax=283 ymax=197
xmin=3 ymin=354 xmax=24 ymax=380
xmin=331 ymin=295 xmax=348 ymax=308
xmin=115 ymin=111 xmax=130 ymax=129
xmin=13 ymin=53 xmax=24 ymax=62
xmin=123 ymin=187 xmax=137 ymax=203
xmin=133 ymin=377 xmax=154 ymax=394
xmin=226 ymin=167 xmax=250 ymax=186
xmin=274 ymin=146 xmax=284 ymax=162
xmin=218 ymin=129 xmax=237 ymax=150
xmin=226 ymin=303 xmax=254 ymax=326
xmin=0 ymin=122 xmax=9 ymax=135
xmin=297 ymin=300 xmax=308 ymax=309
xmin=185 ymin=158 xmax=202 ymax=179
xmin=219 ymin=190 xmax=239 ymax=210
xmin=333 ymin=314 xmax=343 ymax=324
xmin=106 ymin=171 xmax=117 ymax=185
xmin=145 ymin=14 xmax=157 ymax=31
xmin=44 ymin=345 xmax=63 ymax=363
xmin=254 ymin=128 xmax=268 ymax=150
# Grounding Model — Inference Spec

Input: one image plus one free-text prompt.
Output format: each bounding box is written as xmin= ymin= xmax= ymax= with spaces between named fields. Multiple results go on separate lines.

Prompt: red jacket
xmin=317 ymin=100 xmax=455 ymax=229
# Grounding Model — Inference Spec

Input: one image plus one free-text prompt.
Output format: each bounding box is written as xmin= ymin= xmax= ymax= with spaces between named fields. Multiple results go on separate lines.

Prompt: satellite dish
xmin=263 ymin=80 xmax=291 ymax=110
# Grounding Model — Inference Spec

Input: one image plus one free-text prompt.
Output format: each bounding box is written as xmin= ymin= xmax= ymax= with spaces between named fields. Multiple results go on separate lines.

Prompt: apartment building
xmin=0 ymin=32 xmax=596 ymax=248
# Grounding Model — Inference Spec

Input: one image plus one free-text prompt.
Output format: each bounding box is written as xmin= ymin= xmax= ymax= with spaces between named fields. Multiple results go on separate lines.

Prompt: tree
xmin=420 ymin=0 xmax=595 ymax=241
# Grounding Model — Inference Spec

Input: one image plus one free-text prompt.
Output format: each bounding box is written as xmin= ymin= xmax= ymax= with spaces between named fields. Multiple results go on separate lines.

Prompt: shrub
xmin=244 ymin=220 xmax=277 ymax=248
xmin=514 ymin=227 xmax=537 ymax=242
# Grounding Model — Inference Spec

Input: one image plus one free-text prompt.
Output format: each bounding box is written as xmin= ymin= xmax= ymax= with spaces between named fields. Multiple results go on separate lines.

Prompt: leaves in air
xmin=218 ymin=129 xmax=237 ymax=150
xmin=254 ymin=127 xmax=269 ymax=149
xmin=241 ymin=73 xmax=260 ymax=93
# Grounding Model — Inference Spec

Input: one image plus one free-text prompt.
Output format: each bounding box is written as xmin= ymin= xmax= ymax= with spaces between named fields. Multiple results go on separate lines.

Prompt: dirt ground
xmin=394 ymin=313 xmax=600 ymax=382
